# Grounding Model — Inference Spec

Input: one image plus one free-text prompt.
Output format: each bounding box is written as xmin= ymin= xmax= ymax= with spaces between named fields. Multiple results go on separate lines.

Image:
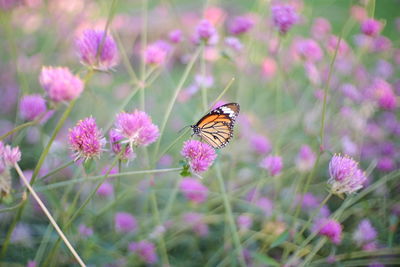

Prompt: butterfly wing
xmin=194 ymin=103 xmax=240 ymax=149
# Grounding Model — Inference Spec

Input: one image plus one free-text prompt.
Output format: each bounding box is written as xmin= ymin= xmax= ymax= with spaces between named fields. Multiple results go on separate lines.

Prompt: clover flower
xmin=353 ymin=219 xmax=377 ymax=247
xmin=314 ymin=218 xmax=342 ymax=244
xmin=271 ymin=4 xmax=299 ymax=34
xmin=181 ymin=140 xmax=217 ymax=173
xmin=19 ymin=94 xmax=47 ymax=121
xmin=361 ymin=19 xmax=382 ymax=37
xmin=193 ymin=19 xmax=219 ymax=45
xmin=179 ymin=178 xmax=209 ymax=204
xmin=115 ymin=212 xmax=138 ymax=233
xmin=260 ymin=155 xmax=283 ymax=176
xmin=128 ymin=240 xmax=158 ymax=264
xmin=228 ymin=16 xmax=254 ymax=35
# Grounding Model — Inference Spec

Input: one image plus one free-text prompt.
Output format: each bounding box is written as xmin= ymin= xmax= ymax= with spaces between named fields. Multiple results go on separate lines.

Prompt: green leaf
xmin=270 ymin=230 xmax=289 ymax=248
xmin=252 ymin=252 xmax=279 ymax=266
xmin=180 ymin=164 xmax=191 ymax=177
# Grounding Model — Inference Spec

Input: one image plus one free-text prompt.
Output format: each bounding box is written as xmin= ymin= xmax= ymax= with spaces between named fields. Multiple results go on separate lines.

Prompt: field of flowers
xmin=0 ymin=0 xmax=399 ymax=266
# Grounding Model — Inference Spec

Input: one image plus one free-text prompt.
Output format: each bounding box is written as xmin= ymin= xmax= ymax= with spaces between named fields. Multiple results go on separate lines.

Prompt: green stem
xmin=0 ymin=120 xmax=37 ymax=141
xmin=215 ymin=163 xmax=246 ymax=267
xmin=200 ymin=44 xmax=207 ymax=111
xmin=140 ymin=0 xmax=148 ymax=111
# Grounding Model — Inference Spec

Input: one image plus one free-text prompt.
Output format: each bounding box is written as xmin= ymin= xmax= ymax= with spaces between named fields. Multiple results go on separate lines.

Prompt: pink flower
xmin=179 ymin=178 xmax=209 ymax=204
xmin=295 ymin=145 xmax=316 ymax=172
xmin=19 ymin=94 xmax=47 ymax=121
xmin=193 ymin=19 xmax=219 ymax=45
xmin=377 ymin=157 xmax=395 ymax=172
xmin=224 ymin=37 xmax=243 ymax=52
xmin=26 ymin=260 xmax=36 ymax=267
xmin=328 ymin=154 xmax=367 ymax=194
xmin=113 ymin=110 xmax=159 ymax=147
xmin=255 ymin=197 xmax=274 ymax=217
xmin=361 ymin=19 xmax=382 ymax=37
xmin=39 ymin=66 xmax=84 ymax=103
xmin=271 ymin=4 xmax=299 ymax=34
xmin=260 ymin=155 xmax=283 ymax=176
xmin=182 ymin=212 xmax=209 ymax=237
xmin=237 ymin=214 xmax=253 ymax=231
xmin=261 ymin=57 xmax=277 ymax=79
xmin=295 ymin=39 xmax=323 ymax=62
xmin=353 ymin=219 xmax=377 ymax=247
xmin=373 ymin=36 xmax=392 ymax=52
xmin=327 ymin=35 xmax=349 ymax=57
xmin=78 ymin=224 xmax=93 ymax=237
xmin=311 ymin=17 xmax=331 ymax=39
xmin=109 ymin=129 xmax=136 ymax=160
xmin=169 ymin=29 xmax=183 ymax=43
xmin=144 ymin=43 xmax=167 ymax=65
xmin=228 ymin=16 xmax=254 ymax=35
xmin=250 ymin=134 xmax=271 ymax=155
xmin=181 ymin=140 xmax=217 ymax=173
xmin=2 ymin=145 xmax=21 ymax=166
xmin=314 ymin=218 xmax=342 ymax=244
xmin=115 ymin=212 xmax=137 ymax=233
xmin=369 ymin=78 xmax=397 ymax=110
xmin=75 ymin=29 xmax=119 ymax=70
xmin=128 ymin=240 xmax=158 ymax=264
xmin=97 ymin=182 xmax=114 ymax=197
xmin=68 ymin=117 xmax=105 ymax=161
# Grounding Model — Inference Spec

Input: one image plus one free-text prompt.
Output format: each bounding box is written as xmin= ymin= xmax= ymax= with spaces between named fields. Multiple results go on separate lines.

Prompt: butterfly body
xmin=191 ymin=103 xmax=240 ymax=149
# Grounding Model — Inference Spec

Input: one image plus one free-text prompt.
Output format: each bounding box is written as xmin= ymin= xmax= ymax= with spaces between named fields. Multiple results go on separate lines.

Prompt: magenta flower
xmin=19 ymin=94 xmax=47 ymax=121
xmin=194 ymin=19 xmax=219 ymax=45
xmin=109 ymin=129 xmax=136 ymax=160
xmin=224 ymin=37 xmax=243 ymax=52
xmin=295 ymin=39 xmax=323 ymax=62
xmin=181 ymin=140 xmax=217 ymax=173
xmin=78 ymin=224 xmax=93 ymax=237
xmin=169 ymin=29 xmax=183 ymax=43
xmin=179 ymin=178 xmax=209 ymax=204
xmin=113 ymin=110 xmax=159 ymax=147
xmin=228 ymin=16 xmax=254 ymax=35
xmin=128 ymin=240 xmax=158 ymax=264
xmin=75 ymin=29 xmax=119 ymax=70
xmin=311 ymin=17 xmax=331 ymax=39
xmin=182 ymin=212 xmax=209 ymax=237
xmin=328 ymin=154 xmax=367 ymax=194
xmin=255 ymin=197 xmax=274 ymax=217
xmin=361 ymin=19 xmax=382 ymax=37
xmin=39 ymin=66 xmax=84 ymax=103
xmin=353 ymin=219 xmax=377 ymax=247
xmin=377 ymin=157 xmax=395 ymax=172
xmin=237 ymin=214 xmax=253 ymax=231
xmin=26 ymin=260 xmax=37 ymax=267
xmin=68 ymin=117 xmax=105 ymax=161
xmin=115 ymin=212 xmax=137 ymax=233
xmin=260 ymin=155 xmax=283 ymax=176
xmin=314 ymin=218 xmax=342 ymax=244
xmin=295 ymin=145 xmax=316 ymax=172
xmin=3 ymin=145 xmax=21 ymax=166
xmin=369 ymin=78 xmax=397 ymax=111
xmin=96 ymin=182 xmax=114 ymax=197
xmin=144 ymin=42 xmax=168 ymax=65
xmin=250 ymin=134 xmax=271 ymax=155
xmin=271 ymin=4 xmax=299 ymax=34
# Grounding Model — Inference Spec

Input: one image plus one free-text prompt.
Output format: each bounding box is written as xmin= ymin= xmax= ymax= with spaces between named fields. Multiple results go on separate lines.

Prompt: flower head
xmin=370 ymin=78 xmax=397 ymax=111
xmin=113 ymin=110 xmax=159 ymax=148
xmin=181 ymin=140 xmax=217 ymax=173
xmin=228 ymin=16 xmax=254 ymax=35
xmin=295 ymin=145 xmax=316 ymax=172
xmin=260 ymin=155 xmax=283 ymax=176
xmin=97 ymin=182 xmax=114 ymax=197
xmin=182 ymin=212 xmax=209 ymax=237
xmin=314 ymin=218 xmax=342 ymax=244
xmin=353 ymin=219 xmax=377 ymax=246
xmin=237 ymin=214 xmax=253 ymax=231
xmin=328 ymin=154 xmax=367 ymax=194
xmin=179 ymin=178 xmax=209 ymax=204
xmin=39 ymin=66 xmax=84 ymax=103
xmin=2 ymin=145 xmax=21 ymax=166
xmin=295 ymin=39 xmax=323 ymax=62
xmin=109 ymin=129 xmax=136 ymax=160
xmin=75 ymin=29 xmax=119 ymax=70
xmin=194 ymin=19 xmax=219 ymax=45
xmin=68 ymin=117 xmax=105 ymax=161
xmin=169 ymin=29 xmax=183 ymax=43
xmin=128 ymin=240 xmax=158 ymax=264
xmin=144 ymin=41 xmax=171 ymax=65
xmin=361 ymin=19 xmax=382 ymax=37
xmin=115 ymin=212 xmax=137 ymax=233
xmin=250 ymin=134 xmax=271 ymax=155
xmin=19 ymin=94 xmax=47 ymax=121
xmin=224 ymin=37 xmax=243 ymax=52
xmin=271 ymin=4 xmax=299 ymax=34
xmin=78 ymin=224 xmax=94 ymax=237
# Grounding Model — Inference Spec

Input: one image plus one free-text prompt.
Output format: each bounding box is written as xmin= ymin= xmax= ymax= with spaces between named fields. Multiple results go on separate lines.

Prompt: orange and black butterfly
xmin=191 ymin=103 xmax=240 ymax=149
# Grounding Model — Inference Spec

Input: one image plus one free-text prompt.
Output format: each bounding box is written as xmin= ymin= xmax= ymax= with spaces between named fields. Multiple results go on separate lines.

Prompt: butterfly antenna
xmin=178 ymin=125 xmax=191 ymax=134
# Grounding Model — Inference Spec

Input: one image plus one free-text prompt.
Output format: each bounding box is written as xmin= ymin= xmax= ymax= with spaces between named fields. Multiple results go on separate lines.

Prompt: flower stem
xmin=0 ymin=120 xmax=36 ymax=141
xmin=14 ymin=163 xmax=86 ymax=267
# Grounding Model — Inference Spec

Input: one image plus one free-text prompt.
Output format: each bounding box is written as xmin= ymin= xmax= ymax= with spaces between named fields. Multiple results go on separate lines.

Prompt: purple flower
xmin=144 ymin=42 xmax=168 ymax=65
xmin=97 ymin=182 xmax=114 ymax=197
xmin=314 ymin=218 xmax=342 ymax=244
xmin=353 ymin=219 xmax=377 ymax=246
xmin=271 ymin=4 xmax=299 ymax=34
xmin=295 ymin=145 xmax=316 ymax=172
xmin=256 ymin=197 xmax=274 ymax=217
xmin=128 ymin=240 xmax=158 ymax=264
xmin=361 ymin=19 xmax=382 ymax=37
xmin=3 ymin=145 xmax=21 ymax=166
xmin=169 ymin=29 xmax=183 ymax=43
xmin=250 ymin=134 xmax=271 ymax=155
xmin=369 ymin=78 xmax=397 ymax=110
xmin=26 ymin=260 xmax=36 ymax=267
xmin=113 ymin=110 xmax=159 ymax=147
xmin=373 ymin=36 xmax=392 ymax=52
xmin=19 ymin=94 xmax=47 ymax=121
xmin=260 ymin=155 xmax=283 ymax=176
xmin=224 ymin=37 xmax=243 ymax=52
xmin=328 ymin=154 xmax=367 ymax=194
xmin=179 ymin=178 xmax=209 ymax=204
xmin=115 ymin=212 xmax=137 ymax=233
xmin=109 ymin=129 xmax=136 ymax=160
xmin=194 ymin=19 xmax=219 ymax=45
xmin=237 ymin=214 xmax=253 ymax=231
xmin=295 ymin=39 xmax=323 ymax=62
xmin=311 ymin=17 xmax=331 ymax=39
xmin=78 ymin=224 xmax=94 ymax=237
xmin=68 ymin=117 xmax=105 ymax=161
xmin=377 ymin=157 xmax=395 ymax=172
xmin=75 ymin=29 xmax=119 ymax=70
xmin=39 ymin=66 xmax=84 ymax=103
xmin=228 ymin=16 xmax=254 ymax=35
xmin=182 ymin=212 xmax=209 ymax=237
xmin=181 ymin=140 xmax=217 ymax=173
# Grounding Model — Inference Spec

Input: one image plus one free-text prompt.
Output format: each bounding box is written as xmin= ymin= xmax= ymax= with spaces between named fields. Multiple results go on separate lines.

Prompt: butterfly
xmin=191 ymin=103 xmax=240 ymax=149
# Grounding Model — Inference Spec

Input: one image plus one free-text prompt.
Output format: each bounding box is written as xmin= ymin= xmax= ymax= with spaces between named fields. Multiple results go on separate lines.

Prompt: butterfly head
xmin=190 ymin=125 xmax=200 ymax=136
